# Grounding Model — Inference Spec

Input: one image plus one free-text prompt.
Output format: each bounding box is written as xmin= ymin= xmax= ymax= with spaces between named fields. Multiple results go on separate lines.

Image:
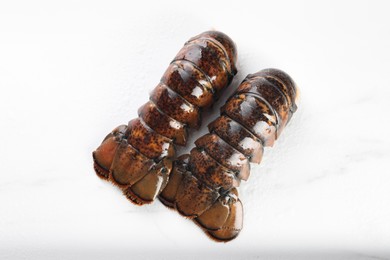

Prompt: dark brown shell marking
xmin=93 ymin=31 xmax=237 ymax=205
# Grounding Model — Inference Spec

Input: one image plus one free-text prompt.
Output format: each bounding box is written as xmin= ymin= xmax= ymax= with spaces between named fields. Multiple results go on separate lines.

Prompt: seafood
xmin=92 ymin=31 xmax=237 ymax=205
xmin=159 ymin=68 xmax=298 ymax=241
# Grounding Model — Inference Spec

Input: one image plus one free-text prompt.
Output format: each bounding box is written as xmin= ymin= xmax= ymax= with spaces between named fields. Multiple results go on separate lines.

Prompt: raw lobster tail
xmin=159 ymin=68 xmax=298 ymax=241
xmin=93 ymin=31 xmax=237 ymax=205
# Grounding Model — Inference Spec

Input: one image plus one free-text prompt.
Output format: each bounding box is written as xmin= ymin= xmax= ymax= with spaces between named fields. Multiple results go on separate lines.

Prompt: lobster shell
xmin=93 ymin=31 xmax=237 ymax=205
xmin=159 ymin=68 xmax=298 ymax=241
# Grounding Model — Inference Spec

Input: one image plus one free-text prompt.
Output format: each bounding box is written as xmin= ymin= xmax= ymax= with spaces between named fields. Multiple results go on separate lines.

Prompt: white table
xmin=1 ymin=1 xmax=389 ymax=259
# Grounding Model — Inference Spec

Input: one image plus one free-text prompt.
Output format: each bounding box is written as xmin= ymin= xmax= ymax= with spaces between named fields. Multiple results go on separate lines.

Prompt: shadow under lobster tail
xmin=159 ymin=68 xmax=298 ymax=241
xmin=93 ymin=31 xmax=238 ymax=205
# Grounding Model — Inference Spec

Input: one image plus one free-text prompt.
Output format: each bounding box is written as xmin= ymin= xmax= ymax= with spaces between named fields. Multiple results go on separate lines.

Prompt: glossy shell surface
xmin=93 ymin=31 xmax=237 ymax=205
xmin=159 ymin=68 xmax=298 ymax=241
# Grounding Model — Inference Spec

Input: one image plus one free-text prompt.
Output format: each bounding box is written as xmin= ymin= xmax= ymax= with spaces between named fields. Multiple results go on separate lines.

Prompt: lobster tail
xmin=159 ymin=68 xmax=298 ymax=241
xmin=93 ymin=31 xmax=237 ymax=205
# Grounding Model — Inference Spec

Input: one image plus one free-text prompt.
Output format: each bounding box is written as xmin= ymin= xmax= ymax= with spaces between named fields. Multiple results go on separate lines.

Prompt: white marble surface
xmin=1 ymin=1 xmax=390 ymax=259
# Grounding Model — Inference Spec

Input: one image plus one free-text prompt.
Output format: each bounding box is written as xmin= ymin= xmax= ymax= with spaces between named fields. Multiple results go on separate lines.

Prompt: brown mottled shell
xmin=159 ymin=68 xmax=298 ymax=242
xmin=93 ymin=31 xmax=237 ymax=205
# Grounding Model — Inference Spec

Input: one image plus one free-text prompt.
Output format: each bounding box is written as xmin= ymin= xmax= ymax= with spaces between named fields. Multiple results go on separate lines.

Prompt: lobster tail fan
xmin=196 ymin=188 xmax=243 ymax=242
